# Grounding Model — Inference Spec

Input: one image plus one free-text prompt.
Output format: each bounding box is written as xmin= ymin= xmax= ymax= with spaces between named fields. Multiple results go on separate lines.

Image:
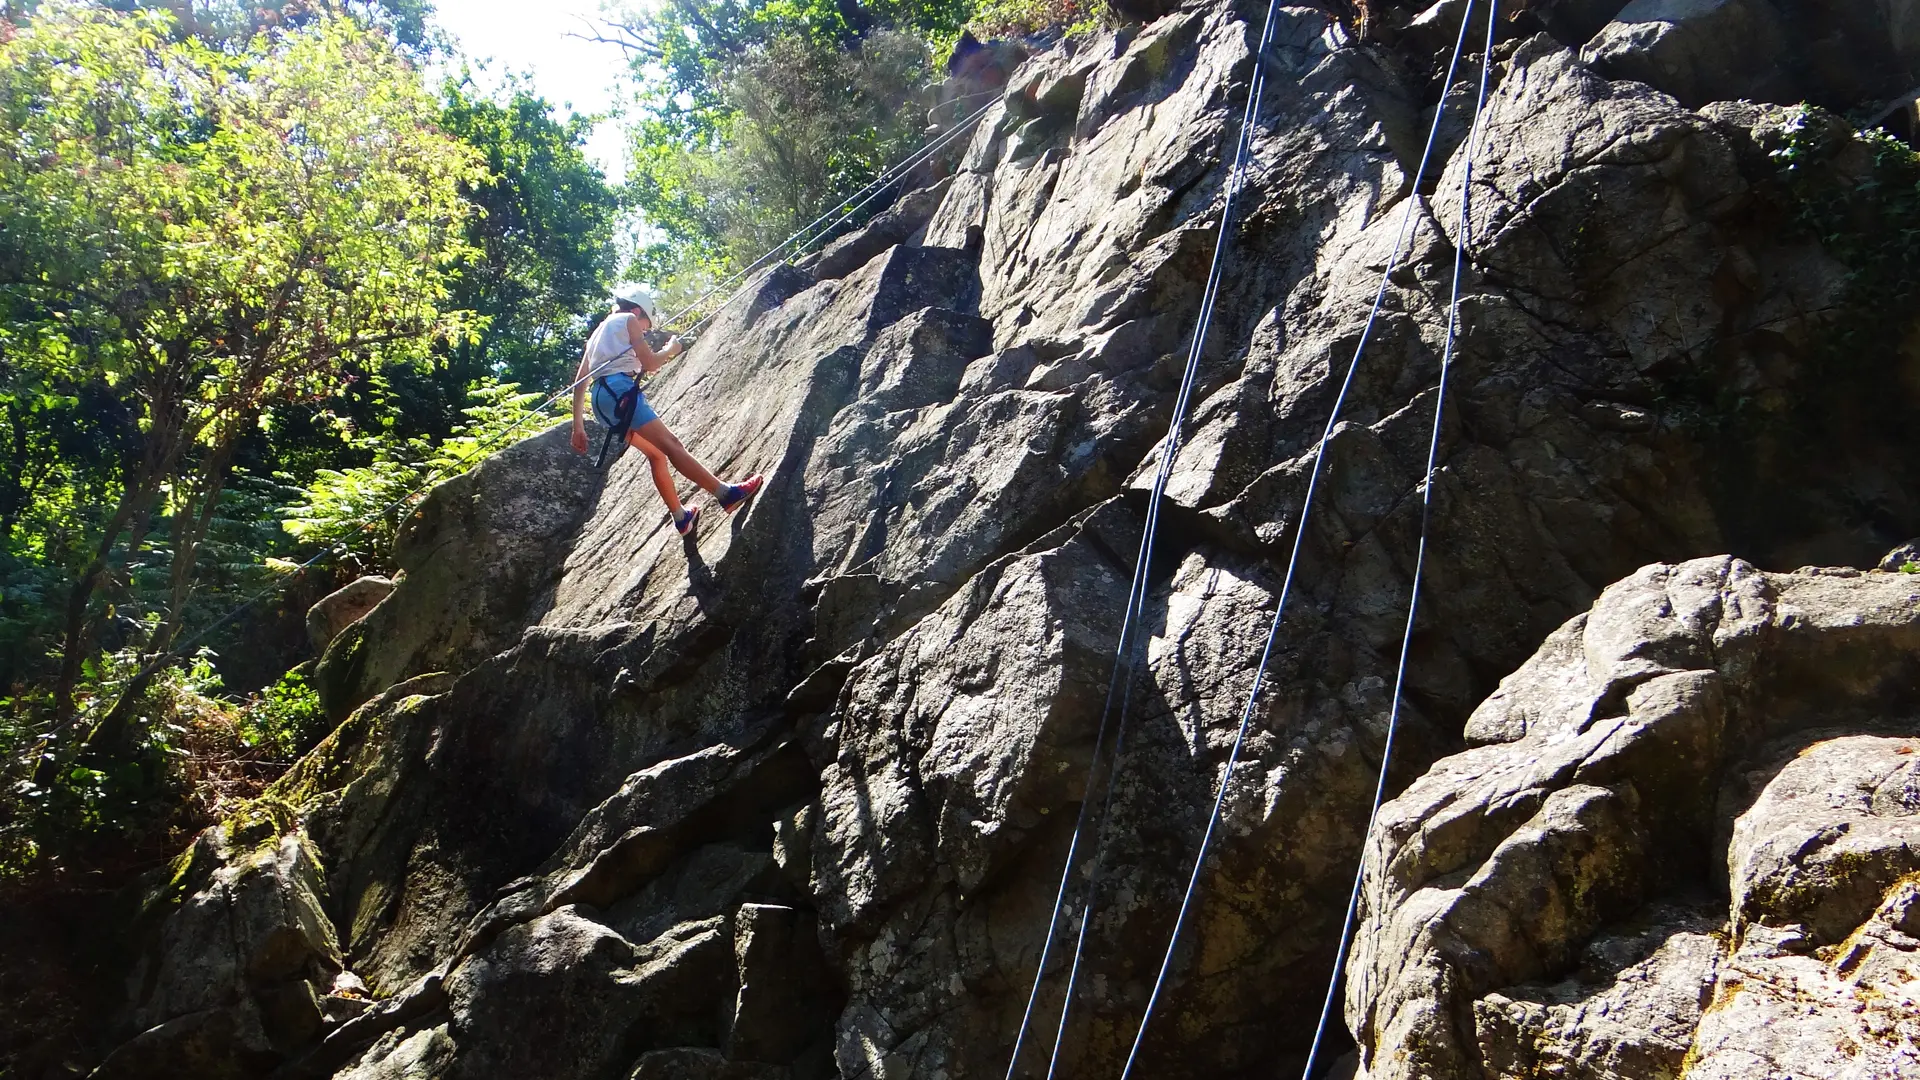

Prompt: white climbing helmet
xmin=609 ymin=282 xmax=657 ymax=320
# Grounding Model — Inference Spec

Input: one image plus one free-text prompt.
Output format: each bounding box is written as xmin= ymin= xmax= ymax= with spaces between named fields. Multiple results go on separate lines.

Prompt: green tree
xmin=0 ymin=349 xmax=132 ymax=693
xmin=256 ymin=79 xmax=622 ymax=588
xmin=599 ymin=0 xmax=959 ymax=279
xmin=97 ymin=0 xmax=436 ymax=49
xmin=719 ymin=29 xmax=929 ymax=254
xmin=0 ymin=6 xmax=482 ymax=733
xmin=253 ymin=79 xmax=622 ymax=484
xmin=596 ymin=0 xmax=967 ymax=102
xmin=621 ymin=27 xmax=932 ymax=275
xmin=434 ymin=78 xmax=622 ymax=400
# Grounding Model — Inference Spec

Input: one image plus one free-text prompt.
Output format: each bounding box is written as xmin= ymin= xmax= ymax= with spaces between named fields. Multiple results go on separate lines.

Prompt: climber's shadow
xmin=683 ymin=533 xmax=721 ymax=610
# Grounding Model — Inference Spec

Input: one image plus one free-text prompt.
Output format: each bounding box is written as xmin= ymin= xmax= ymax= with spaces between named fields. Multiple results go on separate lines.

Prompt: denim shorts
xmin=591 ymin=373 xmax=659 ymax=431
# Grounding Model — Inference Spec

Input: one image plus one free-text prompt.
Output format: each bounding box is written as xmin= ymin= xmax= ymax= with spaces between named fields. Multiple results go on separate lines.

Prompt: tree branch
xmin=566 ymin=16 xmax=663 ymax=60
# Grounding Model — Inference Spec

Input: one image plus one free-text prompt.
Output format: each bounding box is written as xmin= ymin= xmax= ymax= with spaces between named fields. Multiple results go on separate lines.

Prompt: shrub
xmin=282 ymin=378 xmax=549 ymax=574
xmin=0 ymin=651 xmax=319 ymax=882
xmin=968 ymin=0 xmax=1111 ymax=39
xmin=238 ymin=667 xmax=327 ymax=762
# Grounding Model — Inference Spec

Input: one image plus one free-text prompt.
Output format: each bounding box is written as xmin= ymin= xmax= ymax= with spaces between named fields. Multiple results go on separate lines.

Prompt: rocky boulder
xmin=809 ymin=178 xmax=955 ymax=281
xmin=1348 ymin=556 xmax=1920 ymax=1080
xmin=98 ymin=806 xmax=347 ymax=1079
xmin=306 ymin=577 xmax=394 ymax=653
xmin=311 ymin=425 xmax=605 ymax=721
xmin=1582 ymin=0 xmax=1920 ymax=108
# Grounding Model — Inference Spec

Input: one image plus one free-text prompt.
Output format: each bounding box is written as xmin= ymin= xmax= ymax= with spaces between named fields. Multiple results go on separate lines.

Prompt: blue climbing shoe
xmin=674 ymin=506 xmax=701 ymax=536
xmin=718 ymin=475 xmax=764 ymax=515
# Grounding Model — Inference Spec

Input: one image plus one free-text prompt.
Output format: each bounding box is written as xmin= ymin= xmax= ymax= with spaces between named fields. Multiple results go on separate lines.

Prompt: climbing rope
xmin=1297 ymin=3 xmax=1499 ymax=1075
xmin=1002 ymin=0 xmax=1291 ymax=1074
xmin=1038 ymin=1 xmax=1296 ymax=1075
xmin=661 ymin=96 xmax=999 ymax=339
xmin=62 ymin=96 xmax=1001 ymax=734
xmin=1113 ymin=1 xmax=1502 ymax=1075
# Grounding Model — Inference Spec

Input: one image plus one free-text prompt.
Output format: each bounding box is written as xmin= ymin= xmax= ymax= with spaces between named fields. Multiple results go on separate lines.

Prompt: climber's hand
xmin=665 ymin=336 xmax=684 ymax=359
xmin=570 ymin=426 xmax=588 ymax=455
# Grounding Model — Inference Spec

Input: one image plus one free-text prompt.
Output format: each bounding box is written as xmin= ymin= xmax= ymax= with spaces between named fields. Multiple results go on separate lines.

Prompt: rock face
xmin=1348 ymin=557 xmax=1920 ymax=1080
xmin=98 ymin=807 xmax=345 ymax=1079
xmin=1580 ymin=0 xmax=1920 ymax=110
xmin=92 ymin=4 xmax=1920 ymax=1080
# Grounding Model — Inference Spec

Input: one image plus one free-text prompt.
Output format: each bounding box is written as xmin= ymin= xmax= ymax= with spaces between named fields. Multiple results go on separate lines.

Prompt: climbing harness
xmin=593 ymin=371 xmax=644 ymax=467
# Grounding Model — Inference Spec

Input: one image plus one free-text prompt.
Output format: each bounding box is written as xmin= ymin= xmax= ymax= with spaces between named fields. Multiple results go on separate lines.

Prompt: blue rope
xmin=1117 ymin=2 xmax=1498 ymax=1075
xmin=1001 ymin=3 xmax=1288 ymax=1073
xmin=1038 ymin=2 xmax=1292 ymax=1075
xmin=1297 ymin=3 xmax=1500 ymax=1074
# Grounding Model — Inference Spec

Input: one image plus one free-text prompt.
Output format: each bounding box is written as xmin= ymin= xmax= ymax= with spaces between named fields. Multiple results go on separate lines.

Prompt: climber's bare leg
xmin=631 ymin=417 xmax=725 ymax=496
xmin=626 ymin=432 xmax=684 ymax=516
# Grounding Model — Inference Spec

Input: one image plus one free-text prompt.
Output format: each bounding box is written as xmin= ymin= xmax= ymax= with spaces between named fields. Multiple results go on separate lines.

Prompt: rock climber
xmin=569 ymin=283 xmax=763 ymax=536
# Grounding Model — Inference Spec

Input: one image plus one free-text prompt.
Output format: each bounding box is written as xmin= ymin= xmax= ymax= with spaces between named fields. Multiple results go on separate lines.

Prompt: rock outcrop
xmin=307 ymin=577 xmax=395 ymax=653
xmin=96 ymin=807 xmax=346 ymax=1079
xmin=88 ymin=3 xmax=1920 ymax=1080
xmin=1349 ymin=556 xmax=1920 ymax=1080
xmin=1581 ymin=0 xmax=1920 ymax=109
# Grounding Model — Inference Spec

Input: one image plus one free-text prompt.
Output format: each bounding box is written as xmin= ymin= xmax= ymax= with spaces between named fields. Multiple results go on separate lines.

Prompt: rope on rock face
xmin=664 ymin=96 xmax=999 ymax=340
xmin=1298 ymin=3 xmax=1499 ymax=1075
xmin=1038 ymin=2 xmax=1298 ymax=1076
xmin=1116 ymin=2 xmax=1498 ymax=1076
xmin=65 ymin=98 xmax=1001 ymax=733
xmin=1002 ymin=1 xmax=1289 ymax=1074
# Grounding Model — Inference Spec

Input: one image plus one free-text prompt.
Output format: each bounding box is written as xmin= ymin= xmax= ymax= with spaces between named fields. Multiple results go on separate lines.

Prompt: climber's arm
xmin=627 ymin=316 xmax=684 ymax=375
xmin=570 ymin=348 xmax=592 ymax=455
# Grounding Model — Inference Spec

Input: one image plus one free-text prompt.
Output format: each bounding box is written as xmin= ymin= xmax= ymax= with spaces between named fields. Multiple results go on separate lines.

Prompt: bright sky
xmin=427 ymin=0 xmax=637 ymax=182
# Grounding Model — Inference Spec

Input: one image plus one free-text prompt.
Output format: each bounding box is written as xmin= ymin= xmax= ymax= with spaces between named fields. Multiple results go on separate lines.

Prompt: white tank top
xmin=585 ymin=311 xmax=641 ymax=377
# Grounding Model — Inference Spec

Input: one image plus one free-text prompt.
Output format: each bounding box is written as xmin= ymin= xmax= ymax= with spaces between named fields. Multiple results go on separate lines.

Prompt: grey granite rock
xmin=98 ymin=814 xmax=345 ymax=1078
xmin=1582 ymin=0 xmax=1919 ymax=108
xmin=1348 ymin=560 xmax=1920 ymax=1080
xmin=96 ymin=6 xmax=1920 ymax=1079
xmin=306 ymin=577 xmax=394 ymax=653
